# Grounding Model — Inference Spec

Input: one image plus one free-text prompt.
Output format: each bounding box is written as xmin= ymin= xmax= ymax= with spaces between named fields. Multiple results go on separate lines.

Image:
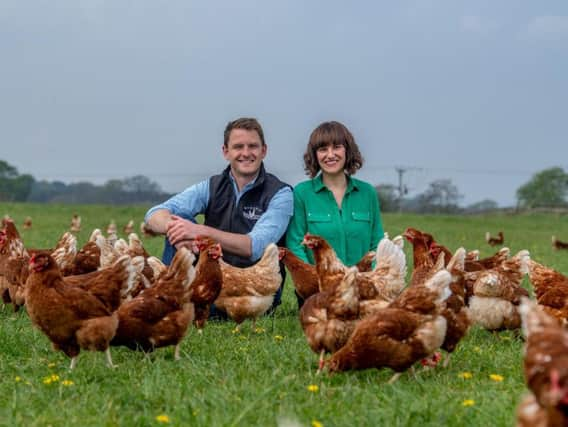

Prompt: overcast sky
xmin=1 ymin=1 xmax=567 ymax=207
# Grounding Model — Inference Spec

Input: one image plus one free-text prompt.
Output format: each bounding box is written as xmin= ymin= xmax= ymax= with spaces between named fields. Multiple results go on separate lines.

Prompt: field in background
xmin=1 ymin=202 xmax=568 ymax=426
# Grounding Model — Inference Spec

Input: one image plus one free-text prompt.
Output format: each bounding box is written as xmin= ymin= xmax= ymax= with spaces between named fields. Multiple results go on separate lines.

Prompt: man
xmin=145 ymin=117 xmax=293 ymax=314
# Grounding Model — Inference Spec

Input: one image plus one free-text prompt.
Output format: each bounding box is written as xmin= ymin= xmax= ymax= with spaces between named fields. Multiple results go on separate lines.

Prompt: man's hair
xmin=223 ymin=117 xmax=265 ymax=147
xmin=303 ymin=121 xmax=363 ymax=178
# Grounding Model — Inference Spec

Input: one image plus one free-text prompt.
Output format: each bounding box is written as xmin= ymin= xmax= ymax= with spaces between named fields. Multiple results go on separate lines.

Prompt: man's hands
xmin=167 ymin=215 xmax=205 ymax=252
xmin=148 ymin=211 xmax=252 ymax=258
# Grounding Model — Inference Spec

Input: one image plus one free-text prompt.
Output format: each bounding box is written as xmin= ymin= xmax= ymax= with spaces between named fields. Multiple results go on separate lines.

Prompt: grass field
xmin=1 ymin=202 xmax=568 ymax=426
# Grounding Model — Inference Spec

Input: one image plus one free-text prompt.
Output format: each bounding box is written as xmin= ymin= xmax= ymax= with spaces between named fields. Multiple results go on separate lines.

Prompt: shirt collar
xmin=313 ymin=173 xmax=358 ymax=193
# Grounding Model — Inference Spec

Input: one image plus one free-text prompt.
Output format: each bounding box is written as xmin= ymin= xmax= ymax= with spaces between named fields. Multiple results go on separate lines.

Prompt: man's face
xmin=222 ymin=129 xmax=267 ymax=179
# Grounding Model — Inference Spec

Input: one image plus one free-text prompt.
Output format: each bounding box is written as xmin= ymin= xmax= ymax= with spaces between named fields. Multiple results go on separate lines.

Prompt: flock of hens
xmin=2 ymin=214 xmax=568 ymax=425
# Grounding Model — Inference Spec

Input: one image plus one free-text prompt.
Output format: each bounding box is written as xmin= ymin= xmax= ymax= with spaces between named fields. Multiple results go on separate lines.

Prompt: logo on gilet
xmin=243 ymin=206 xmax=264 ymax=220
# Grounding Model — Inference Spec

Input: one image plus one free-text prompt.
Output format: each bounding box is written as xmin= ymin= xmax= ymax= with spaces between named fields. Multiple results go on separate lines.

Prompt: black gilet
xmin=204 ymin=163 xmax=290 ymax=267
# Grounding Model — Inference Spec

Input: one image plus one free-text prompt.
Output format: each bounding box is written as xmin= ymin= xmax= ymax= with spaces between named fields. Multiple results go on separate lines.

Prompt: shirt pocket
xmin=307 ymin=212 xmax=335 ymax=242
xmin=347 ymin=211 xmax=372 ymax=240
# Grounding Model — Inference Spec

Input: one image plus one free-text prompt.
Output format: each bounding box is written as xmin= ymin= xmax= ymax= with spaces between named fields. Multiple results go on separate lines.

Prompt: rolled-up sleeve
xmin=248 ymin=186 xmax=293 ymax=261
xmin=145 ymin=179 xmax=210 ymax=223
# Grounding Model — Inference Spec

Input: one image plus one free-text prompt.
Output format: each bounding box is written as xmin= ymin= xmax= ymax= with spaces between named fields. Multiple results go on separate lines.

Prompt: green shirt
xmin=286 ymin=174 xmax=384 ymax=266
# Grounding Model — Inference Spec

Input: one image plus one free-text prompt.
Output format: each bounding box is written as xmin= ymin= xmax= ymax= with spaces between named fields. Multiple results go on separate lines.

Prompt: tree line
xmin=0 ymin=160 xmax=171 ymax=205
xmin=376 ymin=167 xmax=568 ymax=213
xmin=1 ymin=159 xmax=566 ymax=211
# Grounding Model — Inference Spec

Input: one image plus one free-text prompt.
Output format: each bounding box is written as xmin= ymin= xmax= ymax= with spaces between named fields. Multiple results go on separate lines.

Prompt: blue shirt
xmin=145 ymin=174 xmax=293 ymax=262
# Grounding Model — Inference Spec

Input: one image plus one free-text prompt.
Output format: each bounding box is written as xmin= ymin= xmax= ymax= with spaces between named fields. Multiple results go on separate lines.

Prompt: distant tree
xmin=104 ymin=179 xmax=125 ymax=192
xmin=121 ymin=175 xmax=162 ymax=193
xmin=416 ymin=179 xmax=462 ymax=213
xmin=516 ymin=167 xmax=568 ymax=208
xmin=465 ymin=199 xmax=499 ymax=214
xmin=0 ymin=160 xmax=19 ymax=179
xmin=375 ymin=184 xmax=398 ymax=212
xmin=0 ymin=160 xmax=35 ymax=201
xmin=11 ymin=174 xmax=35 ymax=201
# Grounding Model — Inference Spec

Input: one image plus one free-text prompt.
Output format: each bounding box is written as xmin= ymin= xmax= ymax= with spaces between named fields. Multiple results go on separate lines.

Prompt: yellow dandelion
xmin=232 ymin=328 xmax=240 ymax=334
xmin=254 ymin=327 xmax=265 ymax=334
xmin=458 ymin=372 xmax=473 ymax=379
xmin=48 ymin=362 xmax=57 ymax=368
xmin=155 ymin=414 xmax=170 ymax=423
xmin=15 ymin=376 xmax=22 ymax=382
xmin=490 ymin=374 xmax=504 ymax=382
xmin=312 ymin=420 xmax=324 ymax=427
xmin=462 ymin=399 xmax=475 ymax=407
xmin=62 ymin=380 xmax=74 ymax=386
xmin=473 ymin=346 xmax=482 ymax=353
xmin=307 ymin=384 xmax=319 ymax=393
xmin=274 ymin=335 xmax=284 ymax=341
xmin=43 ymin=374 xmax=60 ymax=385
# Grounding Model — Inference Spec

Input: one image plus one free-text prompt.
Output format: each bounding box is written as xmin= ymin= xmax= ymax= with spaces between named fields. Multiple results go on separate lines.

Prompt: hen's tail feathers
xmin=167 ymin=247 xmax=196 ymax=289
xmin=465 ymin=249 xmax=479 ymax=262
xmin=255 ymin=243 xmax=280 ymax=274
xmin=147 ymin=256 xmax=167 ymax=281
xmin=391 ymin=235 xmax=404 ymax=249
xmin=447 ymin=247 xmax=466 ymax=272
xmin=519 ymin=297 xmax=558 ymax=339
xmin=114 ymin=238 xmax=129 ymax=256
xmin=98 ymin=235 xmax=119 ymax=269
xmin=335 ymin=266 xmax=359 ymax=308
xmin=376 ymin=236 xmax=407 ymax=279
xmin=89 ymin=228 xmax=103 ymax=243
xmin=424 ymin=269 xmax=452 ymax=303
xmin=51 ymin=232 xmax=77 ymax=272
xmin=128 ymin=233 xmax=145 ymax=255
xmin=8 ymin=237 xmax=28 ymax=258
xmin=510 ymin=250 xmax=531 ymax=275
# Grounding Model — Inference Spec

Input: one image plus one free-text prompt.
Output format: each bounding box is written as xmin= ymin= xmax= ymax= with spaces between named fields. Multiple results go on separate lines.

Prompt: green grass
xmin=1 ymin=203 xmax=568 ymax=426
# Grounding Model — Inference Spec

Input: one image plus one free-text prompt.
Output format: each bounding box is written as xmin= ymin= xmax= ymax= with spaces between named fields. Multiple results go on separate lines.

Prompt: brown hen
xmin=25 ymin=253 xmax=118 ymax=369
xmin=111 ymin=248 xmax=196 ymax=359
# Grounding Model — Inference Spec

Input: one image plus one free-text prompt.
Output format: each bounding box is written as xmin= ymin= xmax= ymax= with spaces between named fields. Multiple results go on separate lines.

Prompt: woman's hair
xmin=303 ymin=121 xmax=363 ymax=178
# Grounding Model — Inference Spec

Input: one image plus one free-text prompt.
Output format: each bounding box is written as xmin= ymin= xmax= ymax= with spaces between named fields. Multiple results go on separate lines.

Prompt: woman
xmin=286 ymin=121 xmax=384 ymax=298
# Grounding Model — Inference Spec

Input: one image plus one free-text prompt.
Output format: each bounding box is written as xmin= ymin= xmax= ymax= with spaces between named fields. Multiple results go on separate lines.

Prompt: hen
xmin=301 ymin=233 xmax=406 ymax=317
xmin=300 ymin=267 xmax=359 ymax=372
xmin=214 ymin=243 xmax=281 ymax=329
xmin=25 ymin=253 xmax=118 ymax=369
xmin=403 ymin=227 xmax=439 ymax=287
xmin=355 ymin=236 xmax=407 ymax=317
xmin=516 ymin=298 xmax=568 ymax=427
xmin=123 ymin=220 xmax=134 ymax=235
xmin=106 ymin=220 xmax=117 ymax=236
xmin=551 ymin=236 xmax=568 ymax=251
xmin=326 ymin=270 xmax=451 ymax=382
xmin=467 ymin=250 xmax=530 ymax=331
xmin=438 ymin=248 xmax=470 ymax=366
xmin=111 ymin=248 xmax=196 ymax=359
xmin=70 ymin=214 xmax=81 ymax=232
xmin=279 ymin=247 xmax=319 ymax=301
xmin=22 ymin=216 xmax=32 ymax=230
xmin=528 ymin=259 xmax=568 ymax=324
xmin=190 ymin=236 xmax=223 ymax=331
xmin=64 ymin=255 xmax=142 ymax=312
xmin=67 ymin=229 xmax=104 ymax=275
xmin=279 ymin=246 xmax=378 ymax=302
xmin=301 ymin=233 xmax=346 ymax=293
xmin=486 ymin=231 xmax=504 ymax=246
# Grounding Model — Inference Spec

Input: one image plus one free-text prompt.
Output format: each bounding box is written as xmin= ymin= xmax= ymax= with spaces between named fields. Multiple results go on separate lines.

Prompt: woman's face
xmin=316 ymin=143 xmax=346 ymax=176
